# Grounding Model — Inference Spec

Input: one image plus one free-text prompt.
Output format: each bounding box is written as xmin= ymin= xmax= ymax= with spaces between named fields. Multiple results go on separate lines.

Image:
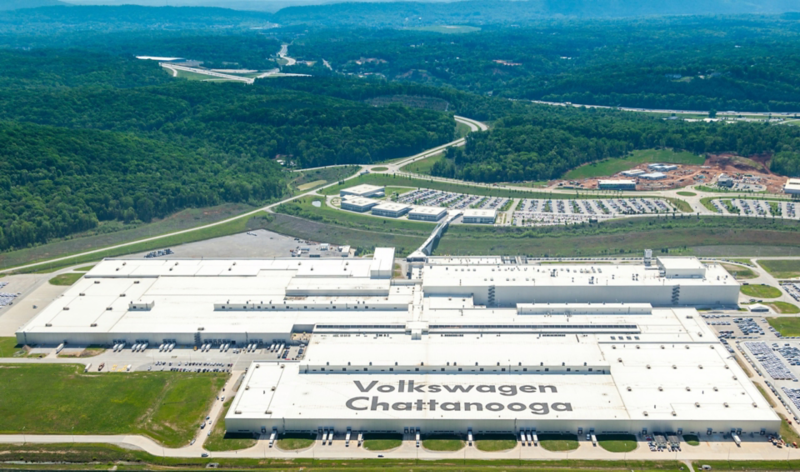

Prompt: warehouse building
xmin=462 ymin=209 xmax=496 ymax=224
xmin=339 ymin=184 xmax=385 ymax=198
xmin=18 ymin=250 xmax=773 ymax=436
xmin=598 ymin=180 xmax=636 ymax=191
xmin=648 ymin=163 xmax=679 ymax=172
xmin=371 ymin=202 xmax=411 ymax=218
xmin=620 ymin=169 xmax=646 ymax=177
xmin=408 ymin=206 xmax=448 ymax=222
xmin=640 ymin=172 xmax=667 ymax=180
xmin=340 ymin=196 xmax=379 ymax=213
xmin=785 ymin=178 xmax=800 ymax=195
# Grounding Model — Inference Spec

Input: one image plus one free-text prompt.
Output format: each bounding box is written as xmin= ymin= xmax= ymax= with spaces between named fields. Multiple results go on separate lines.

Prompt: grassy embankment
xmin=2 ymin=213 xmax=273 ymax=274
xmin=422 ymin=435 xmax=465 ymax=451
xmin=0 ymin=364 xmax=225 ymax=447
xmin=277 ymin=433 xmax=316 ymax=451
xmin=720 ymin=263 xmax=758 ymax=279
xmin=539 ymin=434 xmax=579 ymax=451
xmin=434 ymin=216 xmax=800 ymax=257
xmin=474 ymin=434 xmax=517 ymax=452
xmin=597 ymin=434 xmax=638 ymax=453
xmin=290 ymin=165 xmax=360 ymax=194
xmin=48 ymin=272 xmax=84 ymax=286
xmin=562 ymin=149 xmax=704 ymax=180
xmin=0 ymin=443 xmax=690 ymax=471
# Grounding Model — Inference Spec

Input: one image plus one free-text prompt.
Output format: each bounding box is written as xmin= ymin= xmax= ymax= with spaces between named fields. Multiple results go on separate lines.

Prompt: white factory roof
xmin=230 ymin=316 xmax=776 ymax=425
xmin=641 ymin=172 xmax=667 ymax=179
xmin=341 ymin=184 xmax=384 ymax=196
xmin=409 ymin=206 xmax=447 ymax=216
xmin=785 ymin=179 xmax=800 ymax=194
xmin=621 ymin=169 xmax=646 ymax=176
xmin=341 ymin=196 xmax=378 ymax=207
xmin=463 ymin=209 xmax=497 ymax=218
xmin=372 ymin=202 xmax=411 ymax=212
xmin=598 ymin=179 xmax=636 ymax=185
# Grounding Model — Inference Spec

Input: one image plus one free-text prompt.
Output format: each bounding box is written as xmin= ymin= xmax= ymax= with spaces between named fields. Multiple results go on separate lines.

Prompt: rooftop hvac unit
xmin=671 ymin=411 xmax=677 ymax=416
xmin=695 ymin=402 xmax=701 ymax=408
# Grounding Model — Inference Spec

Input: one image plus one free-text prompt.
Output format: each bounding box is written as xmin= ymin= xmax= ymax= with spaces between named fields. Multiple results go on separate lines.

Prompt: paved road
xmin=530 ymin=99 xmax=800 ymax=118
xmin=160 ymin=63 xmax=255 ymax=84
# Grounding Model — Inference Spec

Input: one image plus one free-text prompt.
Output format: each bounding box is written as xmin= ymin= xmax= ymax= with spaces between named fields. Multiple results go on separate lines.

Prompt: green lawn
xmin=422 ymin=435 xmax=465 ymax=451
xmin=562 ymin=149 xmax=704 ymax=179
xmin=290 ymin=166 xmax=359 ymax=195
xmin=363 ymin=433 xmax=403 ymax=451
xmin=720 ymin=263 xmax=758 ymax=279
xmin=538 ymin=433 xmax=579 ymax=452
xmin=755 ymin=384 xmax=778 ymax=408
xmin=768 ymin=301 xmax=800 ymax=314
xmin=48 ymin=272 xmax=84 ymax=286
xmin=276 ymin=433 xmax=316 ymax=450
xmin=0 ymin=338 xmax=24 ymax=357
xmin=768 ymin=317 xmax=800 ymax=337
xmin=382 ymin=186 xmax=416 ymax=200
xmin=204 ymin=399 xmax=257 ymax=451
xmin=759 ymin=259 xmax=800 ymax=279
xmin=597 ymin=434 xmax=637 ymax=453
xmin=677 ymin=191 xmax=697 ymax=196
xmin=683 ymin=434 xmax=700 ymax=446
xmin=371 ymin=166 xmax=389 ymax=172
xmin=474 ymin=434 xmax=517 ymax=452
xmin=0 ymin=364 xmax=225 ymax=447
xmin=740 ymin=284 xmax=783 ymax=298
xmin=401 ymin=152 xmax=446 ymax=175
xmin=74 ymin=265 xmax=95 ymax=272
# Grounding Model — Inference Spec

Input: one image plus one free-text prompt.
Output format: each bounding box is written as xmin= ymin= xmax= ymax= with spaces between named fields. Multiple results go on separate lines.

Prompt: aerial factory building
xmin=18 ymin=251 xmax=775 ymax=437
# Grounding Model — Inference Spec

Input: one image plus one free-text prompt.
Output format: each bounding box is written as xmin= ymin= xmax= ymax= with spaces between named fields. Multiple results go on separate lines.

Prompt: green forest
xmin=0 ymin=49 xmax=455 ymax=252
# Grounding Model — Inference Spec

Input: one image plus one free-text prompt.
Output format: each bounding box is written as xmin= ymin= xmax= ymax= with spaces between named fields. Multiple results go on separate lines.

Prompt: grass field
xmin=0 ymin=203 xmax=256 ymax=272
xmin=74 ymin=265 xmax=95 ymax=272
xmin=204 ymin=399 xmax=257 ymax=451
xmin=435 ymin=216 xmax=800 ymax=257
xmin=297 ymin=179 xmax=327 ymax=191
xmin=562 ymin=149 xmax=703 ymax=179
xmin=759 ymin=259 xmax=800 ymax=279
xmin=422 ymin=435 xmax=465 ymax=451
xmin=780 ymin=413 xmax=800 ymax=444
xmin=371 ymin=166 xmax=389 ymax=172
xmin=597 ymin=434 xmax=638 ymax=453
xmin=0 ymin=443 xmax=689 ymax=471
xmin=48 ymin=272 xmax=84 ymax=286
xmin=474 ymin=434 xmax=517 ymax=452
xmin=383 ymin=186 xmax=416 ymax=200
xmin=276 ymin=433 xmax=316 ymax=450
xmin=740 ymin=284 xmax=783 ymax=298
xmin=290 ymin=166 xmax=359 ymax=195
xmin=677 ymin=191 xmax=697 ymax=196
xmin=0 ymin=338 xmax=24 ymax=357
xmin=538 ymin=434 xmax=579 ymax=451
xmin=363 ymin=433 xmax=403 ymax=451
xmin=768 ymin=301 xmax=800 ymax=314
xmin=401 ymin=152 xmax=446 ymax=175
xmin=0 ymin=364 xmax=225 ymax=447
xmin=768 ymin=317 xmax=800 ymax=336
xmin=683 ymin=434 xmax=701 ymax=446
xmin=720 ymin=263 xmax=758 ymax=279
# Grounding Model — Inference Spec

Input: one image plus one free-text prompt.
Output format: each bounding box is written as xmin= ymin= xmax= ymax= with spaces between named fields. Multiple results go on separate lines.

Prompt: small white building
xmin=408 ymin=206 xmax=447 ymax=222
xmin=341 ymin=196 xmax=379 ymax=213
xmin=340 ymin=184 xmax=385 ymax=198
xmin=598 ymin=179 xmax=636 ymax=191
xmin=462 ymin=209 xmax=496 ymax=224
xmin=648 ymin=164 xmax=679 ymax=172
xmin=640 ymin=172 xmax=667 ymax=180
xmin=784 ymin=178 xmax=800 ymax=195
xmin=621 ymin=169 xmax=646 ymax=177
xmin=372 ymin=202 xmax=411 ymax=218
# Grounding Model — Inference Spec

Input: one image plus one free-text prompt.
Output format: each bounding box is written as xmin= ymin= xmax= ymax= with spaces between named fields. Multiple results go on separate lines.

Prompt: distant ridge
xmin=0 ymin=0 xmax=66 ymax=10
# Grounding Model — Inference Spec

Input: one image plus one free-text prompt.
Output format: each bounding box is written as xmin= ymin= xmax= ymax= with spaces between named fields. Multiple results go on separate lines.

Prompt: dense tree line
xmin=0 ymin=50 xmax=455 ymax=251
xmin=431 ymin=107 xmax=800 ymax=182
xmin=292 ymin=17 xmax=800 ymax=112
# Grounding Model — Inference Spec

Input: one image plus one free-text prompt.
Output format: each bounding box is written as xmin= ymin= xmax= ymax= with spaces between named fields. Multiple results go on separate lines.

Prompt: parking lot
xmin=783 ymin=283 xmax=800 ymax=303
xmin=708 ymin=199 xmax=798 ymax=219
xmin=397 ymin=189 xmax=509 ymax=211
xmin=512 ymin=198 xmax=675 ymax=227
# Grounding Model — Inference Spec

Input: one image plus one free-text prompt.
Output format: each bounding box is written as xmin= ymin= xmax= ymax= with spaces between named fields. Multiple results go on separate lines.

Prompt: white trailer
xmin=345 ymin=427 xmax=352 ymax=447
xmin=269 ymin=428 xmax=277 ymax=448
xmin=467 ymin=428 xmax=473 ymax=446
xmin=591 ymin=434 xmax=598 ymax=447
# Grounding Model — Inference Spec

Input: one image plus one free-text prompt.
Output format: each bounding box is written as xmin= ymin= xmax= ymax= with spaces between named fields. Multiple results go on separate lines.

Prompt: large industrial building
xmin=17 ymin=251 xmax=777 ymax=437
xmin=785 ymin=178 xmax=800 ymax=196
